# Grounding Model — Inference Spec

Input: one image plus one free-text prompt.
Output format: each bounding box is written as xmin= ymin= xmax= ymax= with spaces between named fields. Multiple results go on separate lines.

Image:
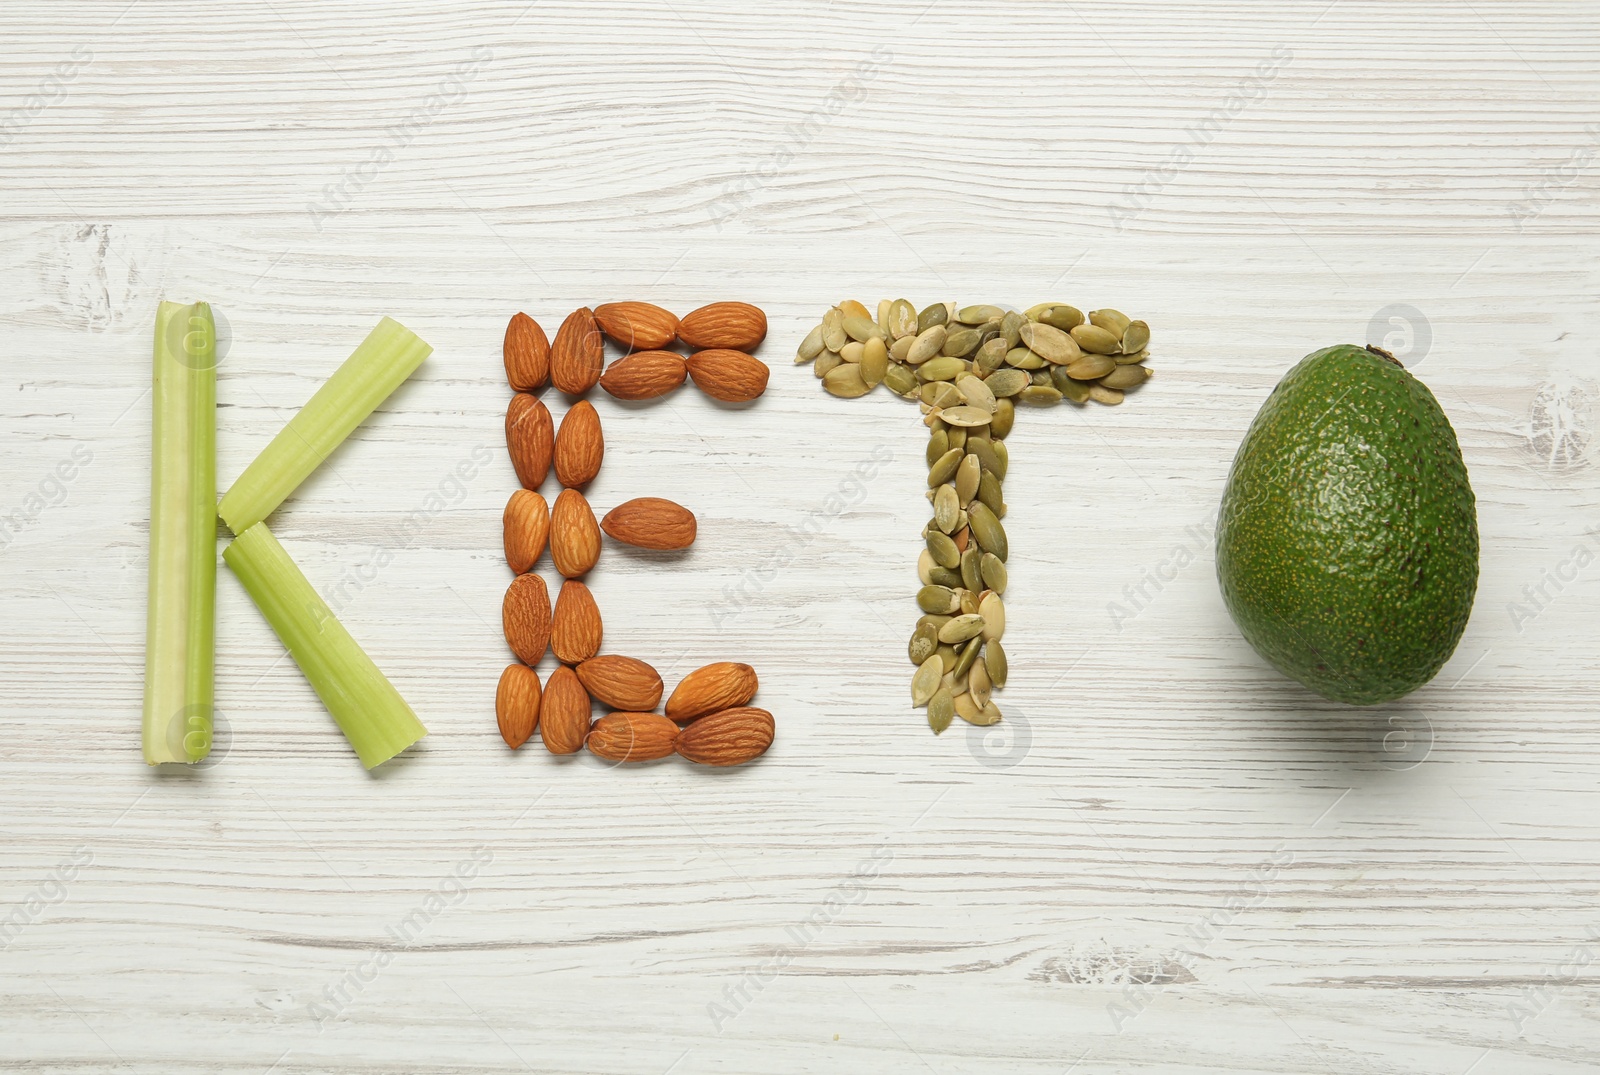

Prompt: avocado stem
xmin=1365 ymin=344 xmax=1403 ymax=367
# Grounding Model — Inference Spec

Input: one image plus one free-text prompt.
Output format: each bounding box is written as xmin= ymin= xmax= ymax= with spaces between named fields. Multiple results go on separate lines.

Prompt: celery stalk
xmin=223 ymin=522 xmax=427 ymax=768
xmin=142 ymin=301 xmax=217 ymax=765
xmin=217 ymin=317 xmax=431 ymax=534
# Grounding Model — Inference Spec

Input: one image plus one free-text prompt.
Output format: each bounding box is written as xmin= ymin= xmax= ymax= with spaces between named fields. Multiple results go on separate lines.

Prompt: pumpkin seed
xmin=929 ymin=566 xmax=963 ymax=589
xmin=917 ymin=548 xmax=936 ymax=585
xmin=911 ymin=654 xmax=943 ymax=706
xmin=907 ymin=324 xmax=945 ymax=364
xmin=934 ymin=484 xmax=960 ymax=532
xmin=929 ymin=382 xmax=964 ymax=408
xmin=1099 ymin=364 xmax=1151 ymax=390
xmin=917 ymin=302 xmax=949 ymax=333
xmin=939 ymin=613 xmax=985 ymax=644
xmin=986 ymin=640 xmax=1007 ymax=687
xmin=917 ymin=357 xmax=967 ymax=383
xmin=969 ymin=658 xmax=992 ymax=708
xmin=1020 ymin=385 xmax=1063 ymax=405
xmin=966 ymin=437 xmax=1004 ymax=478
xmin=840 ymin=340 xmax=865 ymax=363
xmin=975 ymin=338 xmax=1008 ymax=372
xmin=889 ymin=334 xmax=915 ymax=362
xmin=973 ymin=700 xmax=1003 ymax=726
xmin=1115 ymin=349 xmax=1149 ymax=365
xmin=1059 ymin=374 xmax=1091 ymax=403
xmin=822 ymin=307 xmax=847 ymax=351
xmin=797 ymin=324 xmax=825 ymax=362
xmin=984 ymin=369 xmax=1029 ymax=398
xmin=968 ymin=502 xmax=1008 ymax=560
xmin=955 ymin=304 xmax=1003 ymax=325
xmin=991 ymin=438 xmax=1009 ymax=477
xmin=1121 ymin=319 xmax=1150 ymax=354
xmin=990 ymin=397 xmax=1015 ymax=438
xmin=1089 ymin=384 xmax=1124 ymax=405
xmin=960 ymin=544 xmax=982 ymax=592
xmin=909 ymin=621 xmax=939 ymax=664
xmin=955 ymin=375 xmax=996 ymax=413
xmin=1038 ymin=305 xmax=1084 ymax=331
xmin=890 ymin=298 xmax=919 ymax=339
xmin=953 ymin=691 xmax=981 ymax=721
xmin=1088 ymin=308 xmax=1130 ymax=336
xmin=884 ymin=362 xmax=918 ymax=396
xmin=946 ymin=426 xmax=967 ymax=452
xmin=843 ymin=315 xmax=886 ymax=343
xmin=927 ymin=688 xmax=954 ymax=734
xmin=861 ymin=337 xmax=889 ymax=386
xmin=980 ymin=552 xmax=1007 ymax=593
xmin=1000 ymin=310 xmax=1026 ymax=348
xmin=941 ymin=327 xmax=981 ymax=358
xmin=935 ymin=643 xmax=958 ymax=674
xmin=917 ymin=613 xmax=952 ymax=633
xmin=824 ymin=363 xmax=871 ymax=397
xmin=925 ymin=428 xmax=949 ymax=466
xmin=1066 ymin=354 xmax=1116 ymax=380
xmin=1004 ymin=346 xmax=1047 ymax=370
xmin=816 ymin=351 xmax=843 ymax=378
xmin=917 ymin=584 xmax=960 ymax=614
xmin=955 ymin=453 xmax=981 ymax=502
xmin=1070 ymin=323 xmax=1121 ymax=354
xmin=978 ymin=591 xmax=1005 ymax=641
xmin=1029 ymin=369 xmax=1054 ymax=387
xmin=925 ymin=529 xmax=959 ymax=568
xmin=939 ymin=404 xmax=993 ymax=428
xmin=1018 ymin=322 xmax=1080 ymax=365
xmin=877 ymin=299 xmax=893 ymax=336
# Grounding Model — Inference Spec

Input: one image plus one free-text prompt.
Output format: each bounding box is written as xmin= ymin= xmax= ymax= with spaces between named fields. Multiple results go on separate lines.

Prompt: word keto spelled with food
xmin=797 ymin=300 xmax=1157 ymax=734
xmin=497 ymin=302 xmax=776 ymax=766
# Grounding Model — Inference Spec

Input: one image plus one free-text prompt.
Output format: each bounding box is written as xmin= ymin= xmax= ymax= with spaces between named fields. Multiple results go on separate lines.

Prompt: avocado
xmin=1215 ymin=344 xmax=1479 ymax=705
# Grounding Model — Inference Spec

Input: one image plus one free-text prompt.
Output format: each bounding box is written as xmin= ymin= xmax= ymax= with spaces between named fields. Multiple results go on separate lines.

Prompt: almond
xmin=586 ymin=711 xmax=679 ymax=763
xmin=593 ymin=301 xmax=679 ymax=352
xmin=553 ymin=399 xmax=603 ymax=489
xmin=551 ymin=307 xmax=604 ymax=396
xmin=503 ymin=312 xmax=550 ymax=392
xmin=540 ymin=665 xmax=592 ymax=755
xmin=549 ymin=488 xmax=601 ymax=578
xmin=599 ymin=350 xmax=688 ymax=401
xmin=674 ymin=706 xmax=774 ymax=766
xmin=686 ymin=349 xmax=770 ymax=403
xmin=506 ymin=392 xmax=553 ymax=489
xmin=575 ymin=655 xmax=664 ymax=711
xmin=501 ymin=573 xmax=551 ymax=666
xmin=495 ymin=664 xmax=541 ymax=749
xmin=678 ymin=301 xmax=768 ymax=351
xmin=600 ymin=497 xmax=697 ymax=551
xmin=503 ymin=489 xmax=549 ymax=574
xmin=665 ymin=662 xmax=758 ymax=723
xmin=551 ymin=578 xmax=603 ymax=665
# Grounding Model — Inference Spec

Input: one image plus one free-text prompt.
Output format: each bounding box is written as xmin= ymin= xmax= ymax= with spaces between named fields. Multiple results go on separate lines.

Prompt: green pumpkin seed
xmin=1038 ymin=305 xmax=1084 ymax=331
xmin=926 ymin=529 xmax=959 ymax=569
xmin=955 ymin=453 xmax=981 ymax=502
xmin=917 ymin=613 xmax=952 ymax=633
xmin=925 ymin=428 xmax=949 ymax=466
xmin=980 ymin=552 xmax=1007 ymax=593
xmin=917 ymin=357 xmax=967 ymax=383
xmin=965 ymin=437 xmax=1003 ymax=479
xmin=917 ymin=584 xmax=960 ymax=614
xmin=815 ymin=352 xmax=843 ymax=378
xmin=1000 ymin=310 xmax=1026 ymax=348
xmin=1070 ymin=323 xmax=1121 ymax=354
xmin=911 ymin=654 xmax=943 ymax=706
xmin=968 ymin=658 xmax=992 ymax=708
xmin=991 ymin=438 xmax=1009 ymax=477
xmin=934 ymin=484 xmax=960 ymax=532
xmin=929 ymin=382 xmax=964 ymax=408
xmin=1004 ymin=346 xmax=1047 ymax=370
xmin=946 ymin=426 xmax=967 ymax=452
xmin=909 ymin=621 xmax=939 ymax=665
xmin=955 ymin=375 xmax=996 ymax=413
xmin=889 ymin=334 xmax=915 ymax=362
xmin=1121 ymin=320 xmax=1150 ymax=353
xmin=978 ymin=591 xmax=1005 ymax=641
xmin=960 ymin=544 xmax=982 ymax=592
xmin=985 ymin=640 xmax=1007 ymax=687
xmin=1061 ymin=375 xmax=1091 ymax=403
xmin=1020 ymin=385 xmax=1063 ymax=405
xmin=797 ymin=324 xmax=825 ymax=362
xmin=928 ymin=444 xmax=960 ymax=486
xmin=1089 ymin=384 xmax=1124 ymax=405
xmin=978 ymin=470 xmax=1005 ymax=516
xmin=1099 ymin=364 xmax=1151 ymax=390
xmin=822 ymin=307 xmax=847 ymax=351
xmin=1029 ymin=369 xmax=1054 ymax=387
xmin=990 ymin=397 xmax=1015 ymax=438
xmin=1023 ymin=302 xmax=1054 ymax=320
xmin=884 ymin=362 xmax=918 ymax=396
xmin=907 ymin=325 xmax=946 ymax=364
xmin=1066 ymin=354 xmax=1116 ymax=380
xmin=941 ymin=327 xmax=981 ymax=358
xmin=939 ymin=404 xmax=993 ymax=428
xmin=974 ymin=700 xmax=1003 ymax=726
xmin=953 ymin=691 xmax=981 ymax=721
xmin=938 ymin=613 xmax=985 ymax=644
xmin=984 ymin=369 xmax=1029 ymax=398
xmin=916 ymin=548 xmax=936 ymax=586
xmin=877 ymin=299 xmax=893 ymax=336
xmin=824 ymin=363 xmax=871 ymax=397
xmin=889 ymin=298 xmax=918 ymax=339
xmin=968 ymin=502 xmax=1008 ymax=560
xmin=1018 ymin=321 xmax=1081 ymax=365
xmin=840 ymin=340 xmax=864 ymax=363
xmin=917 ymin=302 xmax=949 ymax=333
xmin=1088 ymin=308 xmax=1131 ymax=336
xmin=929 ymin=566 xmax=963 ymax=589
xmin=927 ymin=688 xmax=954 ymax=734
xmin=935 ymin=643 xmax=958 ymax=674
xmin=1116 ymin=348 xmax=1149 ymax=365
xmin=843 ymin=315 xmax=887 ymax=343
xmin=946 ymin=634 xmax=978 ymax=680
xmin=975 ymin=338 xmax=1008 ymax=372
xmin=955 ymin=304 xmax=1004 ymax=324
xmin=861 ymin=337 xmax=889 ymax=386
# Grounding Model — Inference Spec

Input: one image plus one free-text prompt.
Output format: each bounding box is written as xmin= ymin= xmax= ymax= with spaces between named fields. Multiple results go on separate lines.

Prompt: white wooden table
xmin=3 ymin=2 xmax=1598 ymax=1072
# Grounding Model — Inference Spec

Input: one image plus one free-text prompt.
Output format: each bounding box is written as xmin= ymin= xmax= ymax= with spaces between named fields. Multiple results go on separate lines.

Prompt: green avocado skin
xmin=1215 ymin=345 xmax=1479 ymax=706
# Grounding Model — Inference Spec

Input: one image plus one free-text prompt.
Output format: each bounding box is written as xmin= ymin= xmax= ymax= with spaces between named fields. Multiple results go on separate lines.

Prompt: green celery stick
xmin=143 ymin=301 xmax=218 ymax=765
xmin=223 ymin=521 xmax=427 ymax=769
xmin=218 ymin=317 xmax=431 ymax=533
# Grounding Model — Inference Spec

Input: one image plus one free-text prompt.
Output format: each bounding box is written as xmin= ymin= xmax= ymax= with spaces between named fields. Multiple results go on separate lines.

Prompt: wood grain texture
xmin=3 ymin=1 xmax=1599 ymax=1072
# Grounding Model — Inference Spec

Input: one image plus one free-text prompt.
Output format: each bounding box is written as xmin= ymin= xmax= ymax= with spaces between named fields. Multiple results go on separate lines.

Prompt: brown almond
xmin=678 ymin=302 xmax=768 ymax=351
xmin=686 ymin=349 xmax=770 ymax=403
xmin=503 ymin=312 xmax=550 ymax=392
xmin=553 ymin=399 xmax=604 ymax=489
xmin=549 ymin=488 xmax=601 ymax=578
xmin=505 ymin=392 xmax=553 ymax=490
xmin=586 ymin=712 xmax=679 ymax=762
xmin=539 ymin=665 xmax=591 ymax=755
xmin=550 ymin=307 xmax=604 ymax=396
xmin=575 ymin=655 xmax=664 ymax=711
xmin=501 ymin=572 xmax=551 ymax=666
xmin=674 ymin=706 xmax=774 ymax=766
xmin=495 ymin=664 xmax=541 ymax=750
xmin=600 ymin=497 xmax=697 ymax=551
xmin=503 ymin=489 xmax=549 ymax=574
xmin=593 ymin=301 xmax=680 ymax=352
xmin=599 ymin=350 xmax=688 ymax=401
xmin=550 ymin=579 xmax=603 ymax=665
xmin=665 ymin=662 xmax=758 ymax=723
